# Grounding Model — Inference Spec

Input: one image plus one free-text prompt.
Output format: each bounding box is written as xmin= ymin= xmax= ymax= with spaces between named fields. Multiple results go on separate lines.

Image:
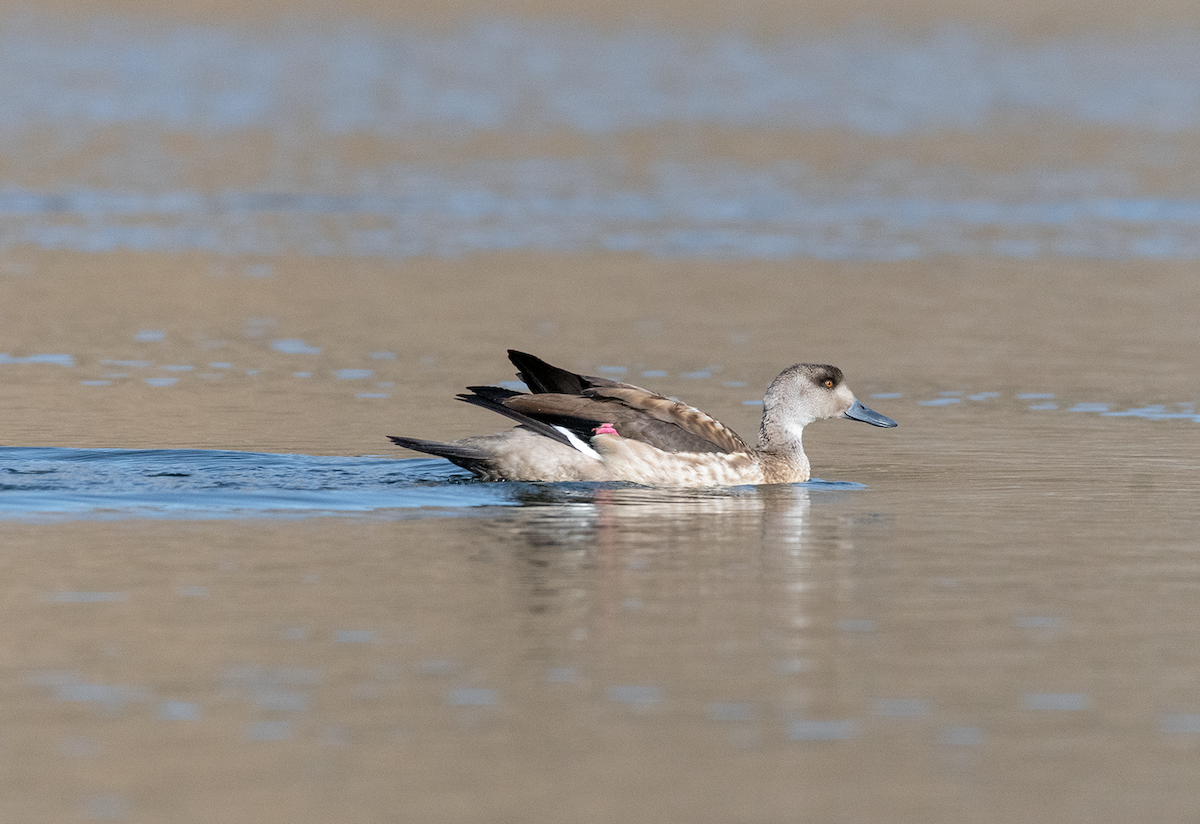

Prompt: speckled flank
xmin=594 ymin=437 xmax=767 ymax=486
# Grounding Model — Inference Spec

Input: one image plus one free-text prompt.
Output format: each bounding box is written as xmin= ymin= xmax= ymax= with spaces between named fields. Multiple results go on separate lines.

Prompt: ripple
xmin=0 ymin=448 xmax=505 ymax=520
xmin=0 ymin=353 xmax=74 ymax=366
xmin=271 ymin=338 xmax=321 ymax=355
xmin=0 ymin=448 xmax=867 ymax=521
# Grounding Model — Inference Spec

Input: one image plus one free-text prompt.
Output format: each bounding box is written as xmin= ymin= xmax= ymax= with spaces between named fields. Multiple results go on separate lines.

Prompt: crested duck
xmin=389 ymin=350 xmax=896 ymax=486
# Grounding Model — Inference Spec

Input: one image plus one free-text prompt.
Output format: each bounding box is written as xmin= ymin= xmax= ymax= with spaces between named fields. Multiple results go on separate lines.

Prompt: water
xmin=10 ymin=20 xmax=1200 ymax=135
xmin=6 ymin=19 xmax=1200 ymax=261
xmin=0 ymin=446 xmax=873 ymax=519
xmin=16 ymin=164 xmax=1200 ymax=260
xmin=1 ymin=384 xmax=1196 ymax=520
xmin=5 ymin=3 xmax=1200 ymax=822
xmin=0 ymin=448 xmax=480 ymax=519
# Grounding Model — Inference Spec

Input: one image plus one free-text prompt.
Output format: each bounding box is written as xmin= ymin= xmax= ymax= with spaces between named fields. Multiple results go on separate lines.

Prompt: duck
xmin=388 ymin=349 xmax=896 ymax=486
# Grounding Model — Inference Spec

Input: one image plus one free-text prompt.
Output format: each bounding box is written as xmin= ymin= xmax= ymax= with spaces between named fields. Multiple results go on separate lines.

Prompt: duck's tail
xmin=387 ymin=436 xmax=493 ymax=475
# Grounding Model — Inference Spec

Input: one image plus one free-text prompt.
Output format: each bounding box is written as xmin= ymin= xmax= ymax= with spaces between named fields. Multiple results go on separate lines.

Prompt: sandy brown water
xmin=4 ymin=1 xmax=1200 ymax=822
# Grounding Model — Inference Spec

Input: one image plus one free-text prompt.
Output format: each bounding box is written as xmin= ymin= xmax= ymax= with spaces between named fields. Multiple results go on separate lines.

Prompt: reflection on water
xmin=5 ymin=408 xmax=1200 ymax=821
xmin=10 ymin=447 xmax=1200 ymax=821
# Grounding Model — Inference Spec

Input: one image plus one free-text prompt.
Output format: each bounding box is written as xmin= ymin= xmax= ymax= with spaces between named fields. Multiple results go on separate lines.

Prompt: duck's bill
xmin=844 ymin=399 xmax=898 ymax=428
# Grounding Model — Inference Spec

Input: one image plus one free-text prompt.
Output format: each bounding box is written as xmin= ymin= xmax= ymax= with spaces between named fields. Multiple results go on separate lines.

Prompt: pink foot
xmin=593 ymin=423 xmax=619 ymax=437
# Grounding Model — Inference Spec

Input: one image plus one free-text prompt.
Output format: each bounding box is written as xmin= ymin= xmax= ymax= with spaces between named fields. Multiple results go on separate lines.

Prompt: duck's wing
xmin=582 ymin=384 xmax=750 ymax=453
xmin=507 ymin=349 xmax=620 ymax=394
xmin=455 ymin=385 xmax=587 ymax=451
xmin=470 ymin=351 xmax=751 ymax=455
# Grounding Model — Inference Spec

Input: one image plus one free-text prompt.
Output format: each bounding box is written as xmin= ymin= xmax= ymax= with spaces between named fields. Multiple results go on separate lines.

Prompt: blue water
xmin=0 ymin=448 xmax=491 ymax=520
xmin=0 ymin=447 xmax=872 ymax=521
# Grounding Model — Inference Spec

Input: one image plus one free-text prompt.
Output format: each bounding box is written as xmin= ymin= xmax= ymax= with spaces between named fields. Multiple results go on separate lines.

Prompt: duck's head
xmin=761 ymin=363 xmax=897 ymax=445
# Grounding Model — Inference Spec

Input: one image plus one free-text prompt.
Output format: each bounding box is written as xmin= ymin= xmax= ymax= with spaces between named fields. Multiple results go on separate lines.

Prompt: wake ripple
xmin=0 ymin=447 xmax=861 ymax=522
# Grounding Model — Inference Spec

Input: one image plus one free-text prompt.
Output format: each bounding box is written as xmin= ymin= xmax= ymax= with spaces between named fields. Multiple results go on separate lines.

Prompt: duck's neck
xmin=757 ymin=407 xmax=807 ymax=457
xmin=757 ymin=408 xmax=811 ymax=482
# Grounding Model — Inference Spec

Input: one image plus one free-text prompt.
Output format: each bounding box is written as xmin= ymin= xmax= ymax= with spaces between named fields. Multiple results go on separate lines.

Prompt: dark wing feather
xmin=507 ymin=349 xmax=622 ymax=393
xmin=456 ymin=388 xmax=580 ymax=450
xmin=387 ymin=436 xmax=492 ymax=474
xmin=464 ymin=384 xmax=524 ymax=402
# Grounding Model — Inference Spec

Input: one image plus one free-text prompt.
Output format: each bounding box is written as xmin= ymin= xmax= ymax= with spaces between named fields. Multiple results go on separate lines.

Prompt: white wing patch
xmin=554 ymin=426 xmax=602 ymax=460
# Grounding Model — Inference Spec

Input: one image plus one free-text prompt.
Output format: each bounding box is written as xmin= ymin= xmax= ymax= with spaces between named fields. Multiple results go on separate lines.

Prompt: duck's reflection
xmin=473 ymin=483 xmax=879 ymax=728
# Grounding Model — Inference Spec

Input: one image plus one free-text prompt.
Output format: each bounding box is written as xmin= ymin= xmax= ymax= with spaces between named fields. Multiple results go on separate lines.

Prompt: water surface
xmin=4 ymin=4 xmax=1200 ymax=822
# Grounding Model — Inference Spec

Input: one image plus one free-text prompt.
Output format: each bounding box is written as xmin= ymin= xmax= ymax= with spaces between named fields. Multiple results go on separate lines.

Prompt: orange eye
xmin=824 ymin=379 xmax=834 ymax=388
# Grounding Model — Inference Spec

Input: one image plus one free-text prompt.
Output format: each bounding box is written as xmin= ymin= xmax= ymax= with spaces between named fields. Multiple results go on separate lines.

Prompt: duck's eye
xmin=823 ymin=379 xmax=834 ymax=388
